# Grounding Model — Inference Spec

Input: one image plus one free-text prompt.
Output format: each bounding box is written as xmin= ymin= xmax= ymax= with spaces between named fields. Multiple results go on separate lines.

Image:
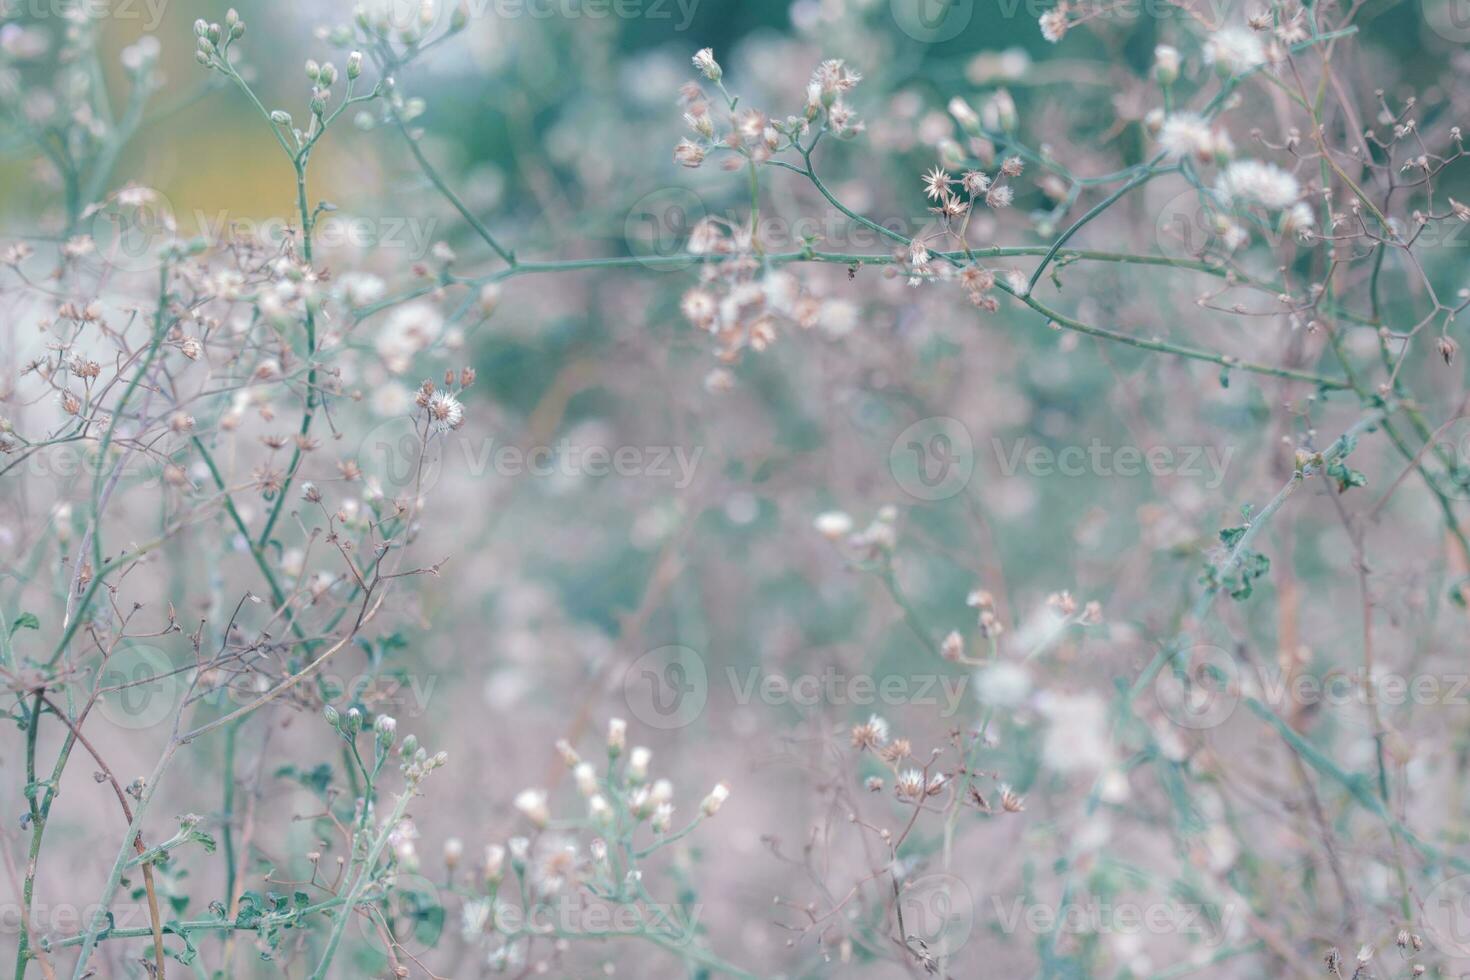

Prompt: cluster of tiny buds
xmin=514 ymin=720 xmax=730 ymax=837
xmin=812 ymin=506 xmax=898 ymax=558
xmin=192 ymin=9 xmax=245 ymax=66
xmin=414 ymin=369 xmax=473 ymax=433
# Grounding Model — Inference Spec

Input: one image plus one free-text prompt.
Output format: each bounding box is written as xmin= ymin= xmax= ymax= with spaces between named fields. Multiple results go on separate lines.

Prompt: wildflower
xmin=425 ymin=390 xmax=465 ymax=432
xmin=574 ymin=762 xmax=598 ymax=797
xmin=692 ymin=48 xmax=721 ymax=80
xmin=684 ymin=102 xmax=715 ymax=136
xmin=589 ymin=794 xmax=613 ymax=824
xmin=1283 ymin=202 xmax=1316 ymax=237
xmin=850 ymin=715 xmax=889 ymax=751
xmin=652 ymin=802 xmax=674 ymax=833
xmin=1204 ymin=27 xmax=1266 ymax=75
xmin=686 ymin=218 xmax=724 ymax=256
xmin=982 ymin=89 xmax=1017 ymax=132
xmin=1157 ymin=113 xmax=1219 ymax=162
xmin=1216 ymin=160 xmax=1301 ymax=210
xmin=628 ymin=746 xmax=651 ymax=783
xmin=895 ymin=769 xmax=926 ymax=800
xmin=1450 ymin=198 xmax=1470 ymax=221
xmin=936 ymin=193 xmax=969 ymax=219
xmin=909 ymin=240 xmax=931 ymax=270
xmin=701 ymin=782 xmax=730 ymax=816
xmin=961 ymin=170 xmax=991 ymax=195
xmin=809 ymin=59 xmax=861 ymax=103
xmin=1438 ymin=336 xmax=1459 ymax=365
xmin=985 ymin=185 xmax=1014 ymax=209
xmin=680 ymin=288 xmax=718 ymax=330
xmin=377 ymin=302 xmax=443 ymax=373
xmin=484 ymin=844 xmax=506 ymax=884
xmin=948 ymin=96 xmax=979 ymax=132
xmin=940 ymin=631 xmax=964 ymax=662
xmin=1046 ymin=590 xmax=1077 ymax=615
xmin=554 ymin=738 xmax=580 ymax=768
xmin=444 ymin=838 xmax=463 ymax=870
xmin=922 ymin=166 xmax=951 ymax=201
xmin=977 ymin=662 xmax=1032 ymax=707
xmin=1039 ymin=6 xmax=1069 ymax=43
xmin=999 ymin=784 xmax=1025 ymax=812
xmin=814 ymin=511 xmax=852 ymax=540
xmin=607 ymin=717 xmax=627 ymax=755
xmin=388 ymin=818 xmax=419 ymax=867
xmin=1154 ymin=45 xmax=1181 ymax=85
xmin=513 ymin=788 xmax=550 ymax=828
xmin=674 ymin=138 xmax=706 ymax=168
xmin=650 ymin=778 xmax=673 ymax=806
xmin=703 ymin=368 xmax=735 ymax=393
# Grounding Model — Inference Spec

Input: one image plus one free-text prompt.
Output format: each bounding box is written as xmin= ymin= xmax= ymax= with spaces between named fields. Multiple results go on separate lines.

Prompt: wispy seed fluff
xmin=1157 ymin=113 xmax=1233 ymax=162
xmin=1203 ymin=27 xmax=1266 ymax=75
xmin=1216 ymin=160 xmax=1302 ymax=210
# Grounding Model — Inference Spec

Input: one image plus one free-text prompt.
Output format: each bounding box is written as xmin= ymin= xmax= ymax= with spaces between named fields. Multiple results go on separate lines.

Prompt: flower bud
xmin=347 ymin=51 xmax=362 ymax=79
xmin=484 ymin=843 xmax=505 ymax=884
xmin=627 ymin=746 xmax=651 ymax=783
xmin=701 ymin=782 xmax=730 ymax=816
xmin=305 ymin=59 xmax=320 ymax=81
xmin=1154 ymin=45 xmax=1181 ymax=86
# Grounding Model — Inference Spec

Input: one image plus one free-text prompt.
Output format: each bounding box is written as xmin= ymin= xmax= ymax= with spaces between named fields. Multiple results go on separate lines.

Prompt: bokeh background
xmin=5 ymin=0 xmax=1470 ymax=977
